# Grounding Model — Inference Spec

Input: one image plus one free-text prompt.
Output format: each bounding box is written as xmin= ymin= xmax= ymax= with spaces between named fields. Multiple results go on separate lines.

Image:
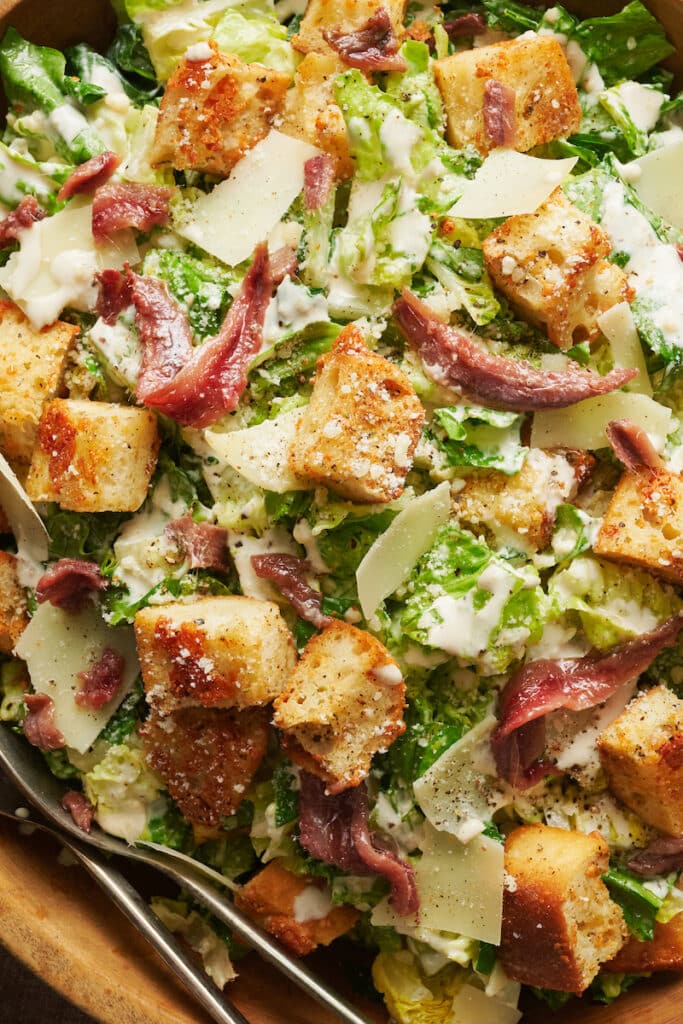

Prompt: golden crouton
xmin=454 ymin=448 xmax=594 ymax=551
xmin=25 ymin=399 xmax=159 ymax=513
xmin=281 ymin=53 xmax=353 ymax=180
xmin=434 ymin=35 xmax=581 ymax=155
xmin=483 ymin=189 xmax=632 ymax=349
xmin=598 ymin=685 xmax=683 ymax=836
xmin=141 ymin=706 xmax=269 ymax=827
xmin=292 ymin=0 xmax=407 ymax=58
xmin=288 ymin=326 xmax=425 ymax=504
xmin=0 ymin=552 xmax=28 ymax=655
xmin=151 ymin=42 xmax=290 ymax=178
xmin=607 ymin=911 xmax=683 ymax=974
xmin=594 ymin=469 xmax=683 ymax=585
xmin=135 ymin=596 xmax=296 ymax=714
xmin=0 ymin=300 xmax=79 ymax=462
xmin=500 ymin=824 xmax=627 ymax=994
xmin=235 ymin=861 xmax=360 ymax=955
xmin=273 ymin=621 xmax=405 ymax=793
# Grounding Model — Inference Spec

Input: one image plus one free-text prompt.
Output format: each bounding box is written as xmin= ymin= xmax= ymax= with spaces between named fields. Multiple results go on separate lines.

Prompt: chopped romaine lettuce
xmin=0 ymin=28 xmax=107 ymax=163
xmin=151 ymin=898 xmax=237 ymax=987
xmin=549 ymin=555 xmax=682 ymax=648
xmin=603 ymin=867 xmax=673 ymax=941
xmin=402 ymin=525 xmax=546 ymax=673
xmin=573 ymin=2 xmax=675 ymax=86
xmin=142 ymin=248 xmax=236 ymax=338
xmin=336 ymin=178 xmax=433 ymax=289
xmin=126 ymin=0 xmax=296 ymax=82
xmin=372 ymin=950 xmax=464 ymax=1024
xmin=84 ymin=741 xmax=163 ymax=843
xmin=107 ymin=22 xmax=161 ymax=102
xmin=425 ymin=230 xmax=500 ymax=327
xmin=431 ymin=404 xmax=525 ymax=474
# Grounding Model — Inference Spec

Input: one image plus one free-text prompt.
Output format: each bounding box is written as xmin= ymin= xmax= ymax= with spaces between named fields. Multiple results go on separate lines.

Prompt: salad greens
xmin=0 ymin=0 xmax=682 ymax=1019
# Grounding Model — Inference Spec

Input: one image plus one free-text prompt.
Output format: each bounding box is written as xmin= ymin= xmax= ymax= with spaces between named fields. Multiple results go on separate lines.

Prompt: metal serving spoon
xmin=0 ymin=724 xmax=373 ymax=1024
xmin=0 ymin=783 xmax=250 ymax=1024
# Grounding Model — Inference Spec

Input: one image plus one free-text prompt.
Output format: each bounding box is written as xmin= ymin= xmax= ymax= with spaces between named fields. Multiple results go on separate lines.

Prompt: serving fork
xmin=0 ymin=723 xmax=374 ymax=1024
xmin=0 ymin=781 xmax=250 ymax=1024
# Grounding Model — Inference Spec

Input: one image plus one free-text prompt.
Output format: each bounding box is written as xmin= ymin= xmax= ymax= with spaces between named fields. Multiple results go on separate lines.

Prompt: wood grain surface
xmin=0 ymin=0 xmax=682 ymax=1022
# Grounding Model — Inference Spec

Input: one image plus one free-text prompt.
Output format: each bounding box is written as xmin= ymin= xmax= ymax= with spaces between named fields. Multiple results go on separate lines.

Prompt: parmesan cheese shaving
xmin=0 ymin=452 xmax=48 ymax=586
xmin=0 ymin=199 xmax=139 ymax=329
xmin=14 ymin=603 xmax=139 ymax=754
xmin=598 ymin=301 xmax=652 ymax=396
xmin=205 ymin=409 xmax=310 ymax=494
xmin=451 ymin=984 xmax=522 ymax=1024
xmin=450 ymin=151 xmax=577 ymax=219
xmin=413 ymin=715 xmax=513 ymax=843
xmin=356 ymin=481 xmax=451 ymax=619
xmin=174 ymin=130 xmax=319 ymax=266
xmin=530 ymin=391 xmax=673 ymax=452
xmin=625 ymin=139 xmax=683 ymax=231
xmin=373 ymin=824 xmax=504 ymax=945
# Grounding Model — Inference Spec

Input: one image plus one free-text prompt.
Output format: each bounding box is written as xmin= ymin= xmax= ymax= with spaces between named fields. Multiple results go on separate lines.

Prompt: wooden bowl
xmin=0 ymin=1 xmax=682 ymax=1021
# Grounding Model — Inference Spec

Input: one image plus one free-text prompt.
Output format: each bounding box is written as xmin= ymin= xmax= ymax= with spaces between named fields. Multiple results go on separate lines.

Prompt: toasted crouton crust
xmin=500 ymin=824 xmax=627 ymax=993
xmin=135 ymin=596 xmax=296 ymax=714
xmin=0 ymin=300 xmax=79 ymax=462
xmin=606 ymin=911 xmax=683 ymax=974
xmin=598 ymin=685 xmax=683 ymax=836
xmin=292 ymin=0 xmax=407 ymax=58
xmin=594 ymin=468 xmax=683 ymax=585
xmin=151 ymin=43 xmax=290 ymax=178
xmin=141 ymin=706 xmax=269 ymax=826
xmin=435 ymin=35 xmax=581 ymax=155
xmin=454 ymin=448 xmax=594 ymax=551
xmin=273 ymin=621 xmax=405 ymax=792
xmin=281 ymin=53 xmax=353 ymax=180
xmin=288 ymin=325 xmax=425 ymax=503
xmin=0 ymin=551 xmax=28 ymax=655
xmin=483 ymin=189 xmax=632 ymax=349
xmin=25 ymin=399 xmax=159 ymax=513
xmin=235 ymin=861 xmax=360 ymax=955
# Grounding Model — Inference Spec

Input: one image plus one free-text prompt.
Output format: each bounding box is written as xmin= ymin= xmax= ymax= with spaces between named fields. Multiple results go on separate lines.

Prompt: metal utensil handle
xmin=61 ymin=835 xmax=250 ymax=1024
xmin=145 ymin=859 xmax=373 ymax=1024
xmin=0 ymin=725 xmax=373 ymax=1024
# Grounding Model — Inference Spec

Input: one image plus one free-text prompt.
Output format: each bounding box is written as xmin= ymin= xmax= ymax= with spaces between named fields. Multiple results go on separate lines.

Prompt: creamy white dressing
xmin=49 ymin=104 xmax=89 ymax=146
xmin=89 ymin=312 xmax=143 ymax=388
xmin=0 ymin=144 xmax=55 ymax=206
xmin=293 ymin=886 xmax=333 ymax=923
xmin=379 ymin=109 xmax=422 ymax=177
xmin=419 ymin=563 xmax=515 ymax=659
xmin=600 ymin=178 xmax=683 ymax=351
xmin=371 ymin=663 xmax=404 ymax=686
xmin=292 ymin=518 xmax=329 ymax=575
xmin=261 ymin=276 xmax=328 ymax=347
xmin=112 ymin=479 xmax=189 ymax=603
xmin=546 ymin=681 xmax=636 ymax=787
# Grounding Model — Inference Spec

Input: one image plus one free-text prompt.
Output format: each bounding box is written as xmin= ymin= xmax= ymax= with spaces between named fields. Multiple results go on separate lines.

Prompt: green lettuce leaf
xmin=402 ymin=525 xmax=546 ymax=673
xmin=0 ymin=28 xmax=106 ymax=163
xmin=142 ymin=248 xmax=236 ymax=338
xmin=573 ymin=1 xmax=675 ymax=86
xmin=431 ymin=403 xmax=525 ymax=474
xmin=425 ymin=229 xmax=500 ymax=327
xmin=604 ymin=867 xmax=672 ymax=941
xmin=126 ymin=0 xmax=296 ymax=82
xmin=336 ymin=178 xmax=433 ymax=289
xmin=549 ymin=555 xmax=682 ymax=649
